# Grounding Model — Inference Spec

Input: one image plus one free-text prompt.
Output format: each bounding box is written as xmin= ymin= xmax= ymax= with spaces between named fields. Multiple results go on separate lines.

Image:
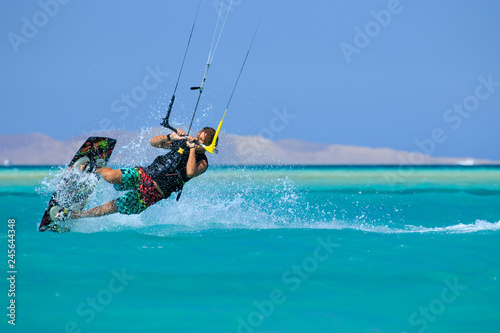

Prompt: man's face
xmin=196 ymin=131 xmax=207 ymax=144
xmin=195 ymin=131 xmax=207 ymax=153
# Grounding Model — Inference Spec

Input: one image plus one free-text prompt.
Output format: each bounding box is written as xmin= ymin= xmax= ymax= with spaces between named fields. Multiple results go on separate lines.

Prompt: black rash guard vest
xmin=145 ymin=140 xmax=208 ymax=197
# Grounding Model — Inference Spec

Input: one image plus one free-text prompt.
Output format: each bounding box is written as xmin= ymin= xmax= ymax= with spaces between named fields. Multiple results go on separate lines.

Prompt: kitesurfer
xmin=53 ymin=127 xmax=216 ymax=220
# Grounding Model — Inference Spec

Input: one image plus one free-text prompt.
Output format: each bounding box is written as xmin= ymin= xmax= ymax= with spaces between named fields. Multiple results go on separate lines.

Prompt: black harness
xmin=146 ymin=140 xmax=207 ymax=201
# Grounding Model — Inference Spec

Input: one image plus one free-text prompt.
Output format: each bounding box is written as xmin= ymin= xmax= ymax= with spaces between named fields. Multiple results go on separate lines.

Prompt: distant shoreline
xmin=3 ymin=164 xmax=500 ymax=169
xmin=2 ymin=132 xmax=499 ymax=166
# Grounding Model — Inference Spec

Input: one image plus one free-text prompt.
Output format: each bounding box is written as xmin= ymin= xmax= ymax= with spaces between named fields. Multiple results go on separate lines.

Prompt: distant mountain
xmin=0 ymin=133 xmax=70 ymax=165
xmin=1 ymin=130 xmax=498 ymax=166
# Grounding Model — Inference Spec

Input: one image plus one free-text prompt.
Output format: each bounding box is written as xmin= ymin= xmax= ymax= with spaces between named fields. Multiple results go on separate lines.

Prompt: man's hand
xmin=170 ymin=129 xmax=185 ymax=140
xmin=176 ymin=129 xmax=187 ymax=138
xmin=186 ymin=135 xmax=197 ymax=149
xmin=174 ymin=129 xmax=197 ymax=148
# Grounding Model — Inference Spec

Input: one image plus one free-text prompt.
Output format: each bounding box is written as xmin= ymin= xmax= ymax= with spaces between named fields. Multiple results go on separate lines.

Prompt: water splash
xmin=36 ymin=152 xmax=500 ymax=236
xmin=66 ymin=168 xmax=500 ymax=236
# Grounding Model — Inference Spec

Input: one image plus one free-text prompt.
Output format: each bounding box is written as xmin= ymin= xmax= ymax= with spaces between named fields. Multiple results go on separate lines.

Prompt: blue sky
xmin=2 ymin=0 xmax=500 ymax=160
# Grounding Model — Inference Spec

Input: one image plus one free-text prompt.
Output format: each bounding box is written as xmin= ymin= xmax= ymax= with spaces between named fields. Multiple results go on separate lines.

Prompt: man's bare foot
xmin=73 ymin=157 xmax=105 ymax=173
xmin=50 ymin=206 xmax=71 ymax=221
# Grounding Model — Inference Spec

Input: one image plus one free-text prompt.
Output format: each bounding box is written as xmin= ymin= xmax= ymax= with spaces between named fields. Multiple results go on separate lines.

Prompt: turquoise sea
xmin=1 ymin=165 xmax=500 ymax=333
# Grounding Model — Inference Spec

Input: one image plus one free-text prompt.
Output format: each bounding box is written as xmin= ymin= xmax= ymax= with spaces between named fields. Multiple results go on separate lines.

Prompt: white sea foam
xmin=303 ymin=219 xmax=500 ymax=234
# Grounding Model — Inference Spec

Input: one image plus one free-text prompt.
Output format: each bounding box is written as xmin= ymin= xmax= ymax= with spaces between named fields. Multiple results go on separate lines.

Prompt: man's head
xmin=195 ymin=127 xmax=217 ymax=153
xmin=197 ymin=127 xmax=216 ymax=145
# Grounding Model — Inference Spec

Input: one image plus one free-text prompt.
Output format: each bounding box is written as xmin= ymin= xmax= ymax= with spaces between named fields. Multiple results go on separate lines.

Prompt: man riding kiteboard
xmin=51 ymin=127 xmax=216 ymax=220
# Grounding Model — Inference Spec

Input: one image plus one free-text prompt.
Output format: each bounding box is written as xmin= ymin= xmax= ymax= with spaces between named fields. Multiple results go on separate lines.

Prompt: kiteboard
xmin=38 ymin=137 xmax=117 ymax=233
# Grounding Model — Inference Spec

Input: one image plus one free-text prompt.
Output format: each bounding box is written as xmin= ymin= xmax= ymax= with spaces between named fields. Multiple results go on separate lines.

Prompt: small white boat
xmin=456 ymin=159 xmax=475 ymax=166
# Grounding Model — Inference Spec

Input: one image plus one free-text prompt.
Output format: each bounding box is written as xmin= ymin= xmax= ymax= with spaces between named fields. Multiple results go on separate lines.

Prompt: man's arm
xmin=150 ymin=135 xmax=172 ymax=149
xmin=150 ymin=130 xmax=185 ymax=149
xmin=186 ymin=147 xmax=208 ymax=178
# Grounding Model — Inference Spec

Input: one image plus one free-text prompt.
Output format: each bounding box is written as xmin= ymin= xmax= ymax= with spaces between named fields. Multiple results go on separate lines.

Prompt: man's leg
xmin=71 ymin=200 xmax=118 ymax=220
xmin=61 ymin=168 xmax=142 ymax=220
xmin=96 ymin=167 xmax=123 ymax=185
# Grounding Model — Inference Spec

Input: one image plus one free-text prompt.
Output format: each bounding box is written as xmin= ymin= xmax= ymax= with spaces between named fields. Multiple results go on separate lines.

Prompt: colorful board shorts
xmin=114 ymin=167 xmax=164 ymax=215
